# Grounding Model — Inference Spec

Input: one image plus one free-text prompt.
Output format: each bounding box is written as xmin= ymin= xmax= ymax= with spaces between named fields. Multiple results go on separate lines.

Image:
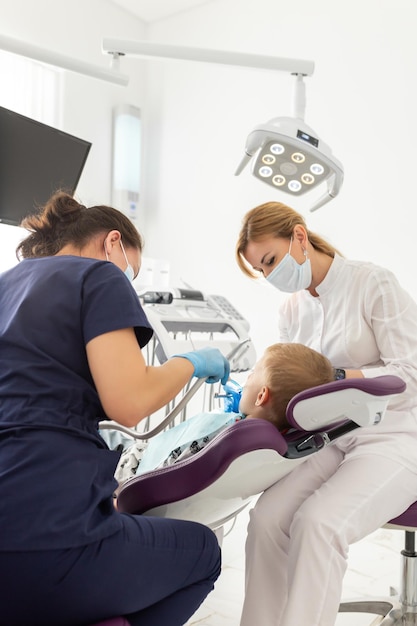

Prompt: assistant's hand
xmin=172 ymin=347 xmax=230 ymax=385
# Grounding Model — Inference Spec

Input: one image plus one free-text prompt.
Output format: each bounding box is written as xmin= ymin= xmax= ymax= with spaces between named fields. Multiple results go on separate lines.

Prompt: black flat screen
xmin=0 ymin=106 xmax=91 ymax=226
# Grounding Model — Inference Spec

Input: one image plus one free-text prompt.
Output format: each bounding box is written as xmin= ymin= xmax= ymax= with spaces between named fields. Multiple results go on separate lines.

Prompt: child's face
xmin=238 ymin=356 xmax=267 ymax=416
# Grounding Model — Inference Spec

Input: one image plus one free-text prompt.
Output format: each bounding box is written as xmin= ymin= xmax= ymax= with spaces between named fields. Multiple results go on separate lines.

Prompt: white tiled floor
xmin=186 ymin=497 xmax=405 ymax=625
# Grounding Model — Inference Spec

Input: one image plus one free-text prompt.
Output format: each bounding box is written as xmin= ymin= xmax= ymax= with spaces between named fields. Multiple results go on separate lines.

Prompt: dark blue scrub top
xmin=0 ymin=256 xmax=153 ymax=551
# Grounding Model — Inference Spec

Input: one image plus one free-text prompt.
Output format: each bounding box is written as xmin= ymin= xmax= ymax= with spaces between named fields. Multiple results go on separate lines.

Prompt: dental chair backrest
xmin=116 ymin=375 xmax=405 ymax=530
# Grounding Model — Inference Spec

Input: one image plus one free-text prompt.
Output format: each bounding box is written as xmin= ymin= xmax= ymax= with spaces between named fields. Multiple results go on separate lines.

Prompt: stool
xmin=89 ymin=618 xmax=130 ymax=625
xmin=339 ymin=500 xmax=417 ymax=624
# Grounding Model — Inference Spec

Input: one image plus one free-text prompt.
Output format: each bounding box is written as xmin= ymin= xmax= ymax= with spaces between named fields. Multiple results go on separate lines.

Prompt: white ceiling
xmin=109 ymin=0 xmax=215 ymax=23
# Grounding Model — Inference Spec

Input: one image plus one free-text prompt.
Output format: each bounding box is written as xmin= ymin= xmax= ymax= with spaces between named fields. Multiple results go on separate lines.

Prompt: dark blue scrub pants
xmin=0 ymin=513 xmax=221 ymax=626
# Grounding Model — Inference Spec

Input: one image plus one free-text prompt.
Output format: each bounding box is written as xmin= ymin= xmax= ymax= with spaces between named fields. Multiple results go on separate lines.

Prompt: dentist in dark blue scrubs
xmin=0 ymin=191 xmax=229 ymax=626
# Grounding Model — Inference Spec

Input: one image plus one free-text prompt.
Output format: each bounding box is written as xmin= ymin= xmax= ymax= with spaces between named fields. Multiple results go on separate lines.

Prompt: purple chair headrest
xmin=286 ymin=375 xmax=406 ymax=431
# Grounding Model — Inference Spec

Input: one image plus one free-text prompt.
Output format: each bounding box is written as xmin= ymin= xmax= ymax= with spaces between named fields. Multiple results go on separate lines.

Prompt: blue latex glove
xmin=172 ymin=347 xmax=230 ymax=385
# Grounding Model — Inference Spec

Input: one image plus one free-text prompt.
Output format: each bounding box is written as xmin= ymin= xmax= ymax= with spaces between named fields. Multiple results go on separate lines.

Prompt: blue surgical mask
xmin=266 ymin=238 xmax=312 ymax=293
xmin=119 ymin=240 xmax=135 ymax=282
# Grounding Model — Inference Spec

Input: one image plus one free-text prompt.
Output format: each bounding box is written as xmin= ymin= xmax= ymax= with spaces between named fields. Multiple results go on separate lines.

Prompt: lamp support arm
xmin=102 ymin=39 xmax=315 ymax=77
xmin=292 ymin=73 xmax=307 ymax=120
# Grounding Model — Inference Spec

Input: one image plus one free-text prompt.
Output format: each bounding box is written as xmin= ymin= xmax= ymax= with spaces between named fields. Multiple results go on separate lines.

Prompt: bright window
xmin=0 ymin=50 xmax=61 ymax=269
xmin=0 ymin=49 xmax=61 ymax=125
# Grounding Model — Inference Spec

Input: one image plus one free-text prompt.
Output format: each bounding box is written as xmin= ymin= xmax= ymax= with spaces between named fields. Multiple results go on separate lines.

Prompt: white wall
xmin=1 ymin=0 xmax=415 ymax=359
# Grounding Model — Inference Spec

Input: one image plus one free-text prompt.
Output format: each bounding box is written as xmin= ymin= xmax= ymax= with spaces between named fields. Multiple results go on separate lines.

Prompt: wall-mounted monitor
xmin=0 ymin=106 xmax=91 ymax=226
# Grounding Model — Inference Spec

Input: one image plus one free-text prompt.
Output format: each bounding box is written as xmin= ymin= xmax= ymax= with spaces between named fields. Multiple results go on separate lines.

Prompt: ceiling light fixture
xmin=234 ymin=73 xmax=344 ymax=211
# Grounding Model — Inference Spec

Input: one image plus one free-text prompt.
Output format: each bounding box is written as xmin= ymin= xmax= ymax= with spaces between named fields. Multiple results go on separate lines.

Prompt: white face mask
xmin=266 ymin=238 xmax=312 ymax=293
xmin=104 ymin=238 xmax=135 ymax=282
xmin=119 ymin=240 xmax=135 ymax=282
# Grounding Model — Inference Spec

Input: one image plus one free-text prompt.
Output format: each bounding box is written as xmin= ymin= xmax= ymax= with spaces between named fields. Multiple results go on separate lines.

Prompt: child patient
xmin=114 ymin=342 xmax=334 ymax=486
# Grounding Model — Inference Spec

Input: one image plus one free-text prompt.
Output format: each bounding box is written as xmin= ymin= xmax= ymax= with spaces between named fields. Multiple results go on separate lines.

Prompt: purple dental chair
xmin=115 ymin=375 xmax=404 ymax=529
xmin=93 ymin=374 xmax=406 ymax=626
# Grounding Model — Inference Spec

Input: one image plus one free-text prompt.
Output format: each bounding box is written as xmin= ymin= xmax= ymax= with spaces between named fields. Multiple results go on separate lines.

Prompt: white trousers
xmin=240 ymin=434 xmax=417 ymax=626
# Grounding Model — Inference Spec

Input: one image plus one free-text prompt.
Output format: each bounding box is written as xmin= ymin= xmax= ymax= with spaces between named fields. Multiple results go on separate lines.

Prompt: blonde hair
xmin=236 ymin=201 xmax=342 ymax=278
xmin=263 ymin=343 xmax=334 ymax=429
xmin=16 ymin=190 xmax=143 ymax=259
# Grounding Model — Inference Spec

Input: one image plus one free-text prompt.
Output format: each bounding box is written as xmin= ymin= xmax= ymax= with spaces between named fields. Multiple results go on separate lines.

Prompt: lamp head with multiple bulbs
xmin=236 ymin=114 xmax=343 ymax=211
xmin=235 ymin=74 xmax=343 ymax=211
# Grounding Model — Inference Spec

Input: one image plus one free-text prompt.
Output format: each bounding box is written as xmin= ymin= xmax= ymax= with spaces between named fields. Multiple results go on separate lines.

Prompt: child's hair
xmin=236 ymin=201 xmax=342 ymax=278
xmin=263 ymin=343 xmax=334 ymax=429
xmin=16 ymin=190 xmax=143 ymax=259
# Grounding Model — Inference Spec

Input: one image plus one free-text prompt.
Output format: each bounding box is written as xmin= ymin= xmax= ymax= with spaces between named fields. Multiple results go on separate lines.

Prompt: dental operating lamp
xmin=102 ymin=39 xmax=343 ymax=211
xmin=234 ymin=74 xmax=344 ymax=212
